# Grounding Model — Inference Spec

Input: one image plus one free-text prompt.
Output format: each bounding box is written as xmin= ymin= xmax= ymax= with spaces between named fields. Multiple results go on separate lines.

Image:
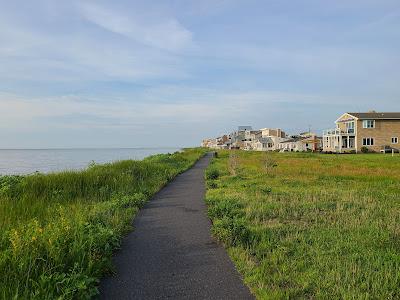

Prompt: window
xmin=363 ymin=120 xmax=375 ymax=128
xmin=362 ymin=138 xmax=374 ymax=146
xmin=392 ymin=137 xmax=399 ymax=144
xmin=346 ymin=121 xmax=355 ymax=133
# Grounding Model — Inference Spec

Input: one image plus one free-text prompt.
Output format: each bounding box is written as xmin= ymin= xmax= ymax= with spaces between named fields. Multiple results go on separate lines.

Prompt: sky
xmin=0 ymin=0 xmax=399 ymax=148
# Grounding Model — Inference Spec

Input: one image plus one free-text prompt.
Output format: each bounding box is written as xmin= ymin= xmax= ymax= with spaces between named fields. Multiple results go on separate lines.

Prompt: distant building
xmin=254 ymin=137 xmax=274 ymax=151
xmin=323 ymin=112 xmax=400 ymax=153
xmin=238 ymin=126 xmax=253 ymax=131
xmin=278 ymin=132 xmax=322 ymax=152
xmin=202 ymin=126 xmax=323 ymax=153
xmin=260 ymin=128 xmax=286 ymax=138
xmin=259 ymin=128 xmax=287 ymax=151
xmin=278 ymin=136 xmax=308 ymax=152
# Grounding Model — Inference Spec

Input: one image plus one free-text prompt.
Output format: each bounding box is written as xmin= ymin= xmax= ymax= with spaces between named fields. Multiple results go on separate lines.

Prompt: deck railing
xmin=323 ymin=128 xmax=355 ymax=136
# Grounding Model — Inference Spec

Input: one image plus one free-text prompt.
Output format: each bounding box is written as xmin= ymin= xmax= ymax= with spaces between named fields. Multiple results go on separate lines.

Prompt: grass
xmin=205 ymin=150 xmax=400 ymax=299
xmin=0 ymin=148 xmax=206 ymax=299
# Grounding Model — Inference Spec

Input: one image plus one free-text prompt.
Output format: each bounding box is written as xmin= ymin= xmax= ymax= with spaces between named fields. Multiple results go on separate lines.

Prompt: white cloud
xmin=78 ymin=2 xmax=193 ymax=52
xmin=1 ymin=87 xmax=391 ymax=131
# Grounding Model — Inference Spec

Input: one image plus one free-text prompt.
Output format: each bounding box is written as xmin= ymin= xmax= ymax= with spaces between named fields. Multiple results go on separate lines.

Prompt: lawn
xmin=205 ymin=150 xmax=400 ymax=299
xmin=0 ymin=148 xmax=206 ymax=299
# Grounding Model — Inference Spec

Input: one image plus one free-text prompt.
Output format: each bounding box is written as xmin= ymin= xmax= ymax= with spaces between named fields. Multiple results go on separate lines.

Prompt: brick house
xmin=323 ymin=112 xmax=400 ymax=153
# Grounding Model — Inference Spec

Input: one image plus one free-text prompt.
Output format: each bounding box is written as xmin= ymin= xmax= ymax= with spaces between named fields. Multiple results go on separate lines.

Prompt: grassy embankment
xmin=205 ymin=150 xmax=400 ymax=299
xmin=0 ymin=148 xmax=206 ymax=299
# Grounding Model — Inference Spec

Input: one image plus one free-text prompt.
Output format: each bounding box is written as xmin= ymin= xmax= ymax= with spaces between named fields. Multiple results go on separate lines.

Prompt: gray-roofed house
xmin=323 ymin=111 xmax=400 ymax=153
xmin=278 ymin=136 xmax=310 ymax=152
xmin=254 ymin=137 xmax=274 ymax=151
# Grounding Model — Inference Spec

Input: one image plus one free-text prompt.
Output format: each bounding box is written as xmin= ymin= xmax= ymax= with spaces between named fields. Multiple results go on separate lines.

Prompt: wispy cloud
xmin=78 ymin=2 xmax=193 ymax=52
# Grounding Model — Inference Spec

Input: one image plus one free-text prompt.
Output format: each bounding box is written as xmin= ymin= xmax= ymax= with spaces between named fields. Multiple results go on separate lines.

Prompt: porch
xmin=323 ymin=129 xmax=356 ymax=153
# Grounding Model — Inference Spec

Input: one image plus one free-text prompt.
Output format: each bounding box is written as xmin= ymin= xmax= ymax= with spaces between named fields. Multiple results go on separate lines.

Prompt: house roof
xmin=348 ymin=112 xmax=400 ymax=120
xmin=280 ymin=136 xmax=308 ymax=143
xmin=238 ymin=126 xmax=252 ymax=131
xmin=257 ymin=137 xmax=273 ymax=143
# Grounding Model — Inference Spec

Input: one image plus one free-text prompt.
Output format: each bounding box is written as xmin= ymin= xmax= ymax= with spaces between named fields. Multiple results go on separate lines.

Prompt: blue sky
xmin=0 ymin=0 xmax=399 ymax=148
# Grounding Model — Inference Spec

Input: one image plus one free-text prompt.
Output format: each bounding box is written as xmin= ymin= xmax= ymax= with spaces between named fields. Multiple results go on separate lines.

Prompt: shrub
xmin=361 ymin=146 xmax=369 ymax=153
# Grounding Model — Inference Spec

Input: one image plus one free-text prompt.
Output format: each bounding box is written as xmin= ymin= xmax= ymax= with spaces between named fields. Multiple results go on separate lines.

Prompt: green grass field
xmin=206 ymin=151 xmax=400 ymax=299
xmin=0 ymin=148 xmax=206 ymax=299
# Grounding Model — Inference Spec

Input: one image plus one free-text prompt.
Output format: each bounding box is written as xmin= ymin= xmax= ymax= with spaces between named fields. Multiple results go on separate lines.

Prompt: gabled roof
xmin=347 ymin=112 xmax=400 ymax=120
xmin=280 ymin=136 xmax=308 ymax=143
xmin=256 ymin=137 xmax=273 ymax=143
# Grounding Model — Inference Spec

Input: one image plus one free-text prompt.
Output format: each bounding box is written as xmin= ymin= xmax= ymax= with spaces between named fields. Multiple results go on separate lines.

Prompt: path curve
xmin=99 ymin=153 xmax=253 ymax=299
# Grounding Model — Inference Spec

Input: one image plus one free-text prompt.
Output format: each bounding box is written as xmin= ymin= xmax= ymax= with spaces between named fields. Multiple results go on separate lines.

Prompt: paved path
xmin=99 ymin=153 xmax=253 ymax=299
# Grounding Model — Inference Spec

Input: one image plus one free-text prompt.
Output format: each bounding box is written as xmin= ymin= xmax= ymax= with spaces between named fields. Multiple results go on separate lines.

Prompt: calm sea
xmin=0 ymin=148 xmax=180 ymax=175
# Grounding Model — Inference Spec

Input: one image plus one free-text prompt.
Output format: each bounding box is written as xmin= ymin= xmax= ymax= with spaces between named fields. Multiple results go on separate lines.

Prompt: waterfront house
xmin=260 ymin=128 xmax=287 ymax=151
xmin=230 ymin=126 xmax=252 ymax=149
xmin=323 ymin=112 xmax=400 ymax=153
xmin=254 ymin=137 xmax=274 ymax=151
xmin=244 ymin=130 xmax=261 ymax=150
xmin=299 ymin=132 xmax=322 ymax=152
xmin=278 ymin=136 xmax=309 ymax=152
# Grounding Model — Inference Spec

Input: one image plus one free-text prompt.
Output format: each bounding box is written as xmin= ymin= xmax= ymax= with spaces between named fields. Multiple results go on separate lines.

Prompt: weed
xmin=0 ymin=148 xmax=206 ymax=299
xmin=205 ymin=150 xmax=400 ymax=299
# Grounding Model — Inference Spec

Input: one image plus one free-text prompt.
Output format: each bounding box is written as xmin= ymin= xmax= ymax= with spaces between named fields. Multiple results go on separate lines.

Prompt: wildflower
xmin=32 ymin=236 xmax=37 ymax=242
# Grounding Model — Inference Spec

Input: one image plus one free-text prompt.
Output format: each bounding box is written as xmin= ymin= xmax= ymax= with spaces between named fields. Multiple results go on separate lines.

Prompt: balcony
xmin=323 ymin=128 xmax=355 ymax=136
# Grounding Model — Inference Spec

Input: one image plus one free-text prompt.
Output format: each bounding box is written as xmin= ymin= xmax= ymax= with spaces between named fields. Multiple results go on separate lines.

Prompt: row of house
xmin=202 ymin=111 xmax=400 ymax=153
xmin=202 ymin=126 xmax=322 ymax=152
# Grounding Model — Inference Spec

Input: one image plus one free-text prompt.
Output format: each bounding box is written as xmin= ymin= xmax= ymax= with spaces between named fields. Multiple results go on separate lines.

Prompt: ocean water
xmin=0 ymin=148 xmax=180 ymax=175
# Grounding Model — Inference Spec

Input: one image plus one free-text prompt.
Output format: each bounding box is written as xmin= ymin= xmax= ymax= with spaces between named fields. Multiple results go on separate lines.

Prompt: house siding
xmin=336 ymin=113 xmax=356 ymax=131
xmin=356 ymin=119 xmax=400 ymax=152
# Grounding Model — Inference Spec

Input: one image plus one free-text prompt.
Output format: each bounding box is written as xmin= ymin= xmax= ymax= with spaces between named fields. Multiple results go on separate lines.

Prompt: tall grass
xmin=0 ymin=148 xmax=206 ymax=299
xmin=206 ymin=151 xmax=400 ymax=299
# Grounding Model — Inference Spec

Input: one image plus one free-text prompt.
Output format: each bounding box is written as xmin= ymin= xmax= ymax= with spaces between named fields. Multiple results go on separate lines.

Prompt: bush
xmin=361 ymin=146 xmax=369 ymax=153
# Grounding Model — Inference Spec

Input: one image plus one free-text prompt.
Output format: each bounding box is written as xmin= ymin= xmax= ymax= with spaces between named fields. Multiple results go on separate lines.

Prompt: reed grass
xmin=0 ymin=148 xmax=206 ymax=299
xmin=206 ymin=150 xmax=400 ymax=299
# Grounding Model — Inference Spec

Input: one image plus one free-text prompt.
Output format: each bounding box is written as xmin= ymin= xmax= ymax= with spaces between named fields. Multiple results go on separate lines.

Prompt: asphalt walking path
xmin=99 ymin=153 xmax=253 ymax=299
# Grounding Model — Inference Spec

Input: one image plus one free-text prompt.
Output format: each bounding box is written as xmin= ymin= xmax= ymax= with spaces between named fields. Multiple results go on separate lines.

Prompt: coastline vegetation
xmin=0 ymin=148 xmax=206 ymax=299
xmin=206 ymin=150 xmax=400 ymax=299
